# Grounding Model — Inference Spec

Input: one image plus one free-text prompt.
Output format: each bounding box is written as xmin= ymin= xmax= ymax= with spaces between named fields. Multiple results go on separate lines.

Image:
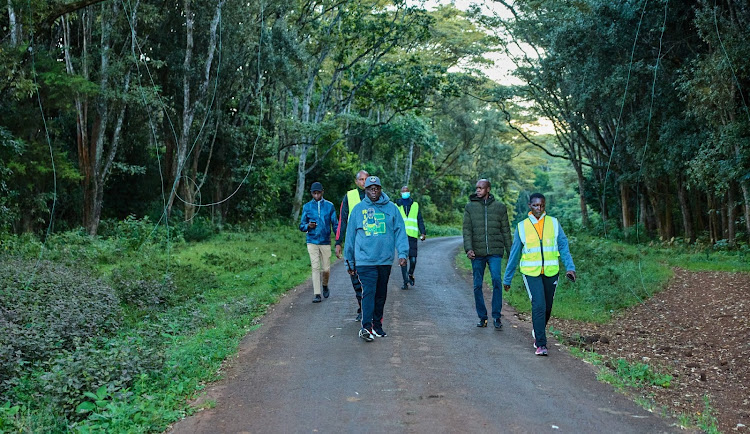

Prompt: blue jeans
xmin=471 ymin=255 xmax=503 ymax=320
xmin=357 ymin=265 xmax=392 ymax=329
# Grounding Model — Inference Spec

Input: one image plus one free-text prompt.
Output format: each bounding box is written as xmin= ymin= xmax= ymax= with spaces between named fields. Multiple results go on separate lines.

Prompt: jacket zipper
xmin=484 ymin=199 xmax=490 ymax=256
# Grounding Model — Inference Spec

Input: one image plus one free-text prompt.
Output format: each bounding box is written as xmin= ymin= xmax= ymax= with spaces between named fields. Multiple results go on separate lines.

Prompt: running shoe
xmin=409 ymin=274 xmax=415 ymax=286
xmin=322 ymin=286 xmax=330 ymax=298
xmin=535 ymin=345 xmax=548 ymax=356
xmin=312 ymin=294 xmax=322 ymax=303
xmin=493 ymin=318 xmax=503 ymax=330
xmin=359 ymin=327 xmax=374 ymax=342
xmin=477 ymin=318 xmax=488 ymax=327
xmin=372 ymin=326 xmax=387 ymax=338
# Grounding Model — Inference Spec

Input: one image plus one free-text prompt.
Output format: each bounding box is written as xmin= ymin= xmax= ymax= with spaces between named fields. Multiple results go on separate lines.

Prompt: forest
xmin=0 ymin=0 xmax=747 ymax=244
xmin=1 ymin=0 xmax=749 ymax=431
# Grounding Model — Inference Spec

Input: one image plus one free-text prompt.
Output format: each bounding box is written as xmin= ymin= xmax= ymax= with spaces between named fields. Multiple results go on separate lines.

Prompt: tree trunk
xmin=573 ymin=162 xmax=589 ymax=227
xmin=720 ymin=192 xmax=728 ymax=240
xmin=404 ymin=139 xmax=414 ymax=185
xmin=727 ymin=183 xmax=737 ymax=246
xmin=677 ymin=176 xmax=694 ymax=243
xmin=7 ymin=0 xmax=20 ymax=46
xmin=620 ymin=182 xmax=632 ymax=229
xmin=708 ymin=192 xmax=718 ymax=243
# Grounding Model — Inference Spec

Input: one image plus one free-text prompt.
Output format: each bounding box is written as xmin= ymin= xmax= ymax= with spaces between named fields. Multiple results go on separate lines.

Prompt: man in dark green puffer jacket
xmin=462 ymin=179 xmax=513 ymax=330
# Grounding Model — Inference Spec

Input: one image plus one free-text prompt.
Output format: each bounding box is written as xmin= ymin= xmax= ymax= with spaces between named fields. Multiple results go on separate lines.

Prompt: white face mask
xmin=401 ymin=192 xmax=410 ymax=199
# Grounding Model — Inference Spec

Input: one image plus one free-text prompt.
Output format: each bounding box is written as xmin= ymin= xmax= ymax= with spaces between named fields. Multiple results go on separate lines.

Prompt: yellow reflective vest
xmin=517 ymin=216 xmax=560 ymax=277
xmin=396 ymin=202 xmax=420 ymax=238
xmin=347 ymin=189 xmax=362 ymax=215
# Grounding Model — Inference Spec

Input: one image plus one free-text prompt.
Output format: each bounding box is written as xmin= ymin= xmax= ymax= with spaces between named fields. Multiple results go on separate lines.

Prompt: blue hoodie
xmin=344 ymin=191 xmax=409 ymax=267
xmin=299 ymin=198 xmax=338 ymax=245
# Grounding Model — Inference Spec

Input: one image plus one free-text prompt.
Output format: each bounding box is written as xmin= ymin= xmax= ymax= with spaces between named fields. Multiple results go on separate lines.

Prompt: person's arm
xmin=344 ymin=205 xmax=357 ymax=266
xmin=336 ymin=195 xmax=349 ymax=245
xmin=557 ymin=223 xmax=575 ymax=272
xmin=499 ymin=204 xmax=512 ymax=258
xmin=462 ymin=206 xmax=474 ymax=256
xmin=393 ymin=206 xmax=409 ymax=260
xmin=417 ymin=205 xmax=426 ymax=239
xmin=503 ymin=229 xmax=523 ymax=287
xmin=299 ymin=204 xmax=309 ymax=232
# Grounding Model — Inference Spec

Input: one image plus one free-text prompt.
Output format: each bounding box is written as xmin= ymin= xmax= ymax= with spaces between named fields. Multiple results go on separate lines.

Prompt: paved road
xmin=171 ymin=236 xmax=678 ymax=433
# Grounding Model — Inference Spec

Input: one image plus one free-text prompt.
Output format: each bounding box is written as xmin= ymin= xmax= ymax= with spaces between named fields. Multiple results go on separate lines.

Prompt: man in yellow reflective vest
xmin=503 ymin=193 xmax=576 ymax=356
xmin=395 ymin=186 xmax=426 ymax=290
xmin=335 ymin=170 xmax=369 ymax=321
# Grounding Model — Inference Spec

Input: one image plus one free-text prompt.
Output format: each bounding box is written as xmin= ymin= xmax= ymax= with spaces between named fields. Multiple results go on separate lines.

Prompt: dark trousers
xmin=357 ymin=265 xmax=392 ymax=329
xmin=400 ymin=256 xmax=417 ymax=283
xmin=522 ymin=274 xmax=558 ymax=347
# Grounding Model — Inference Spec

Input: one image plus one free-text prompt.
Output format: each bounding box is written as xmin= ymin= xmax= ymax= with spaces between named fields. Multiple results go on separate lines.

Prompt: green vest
xmin=347 ymin=189 xmax=362 ymax=215
xmin=396 ymin=202 xmax=420 ymax=238
xmin=518 ymin=215 xmax=560 ymax=277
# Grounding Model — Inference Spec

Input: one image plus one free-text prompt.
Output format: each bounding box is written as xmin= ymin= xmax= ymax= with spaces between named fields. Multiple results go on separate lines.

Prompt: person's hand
xmin=399 ymin=258 xmax=407 ymax=267
xmin=419 ymin=234 xmax=426 ymax=241
xmin=335 ymin=244 xmax=342 ymax=259
xmin=308 ymin=221 xmax=317 ymax=229
xmin=467 ymin=250 xmax=475 ymax=260
xmin=503 ymin=284 xmax=511 ymax=292
xmin=566 ymin=270 xmax=577 ymax=282
xmin=347 ymin=267 xmax=356 ymax=276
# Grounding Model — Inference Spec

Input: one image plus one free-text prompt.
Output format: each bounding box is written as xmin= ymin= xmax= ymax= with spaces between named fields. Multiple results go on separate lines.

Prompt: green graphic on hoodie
xmin=362 ymin=208 xmax=386 ymax=236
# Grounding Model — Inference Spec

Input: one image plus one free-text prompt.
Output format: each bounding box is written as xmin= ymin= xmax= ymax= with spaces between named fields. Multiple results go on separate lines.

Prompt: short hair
xmin=528 ymin=192 xmax=545 ymax=203
xmin=356 ymin=170 xmax=369 ymax=178
xmin=477 ymin=179 xmax=491 ymax=189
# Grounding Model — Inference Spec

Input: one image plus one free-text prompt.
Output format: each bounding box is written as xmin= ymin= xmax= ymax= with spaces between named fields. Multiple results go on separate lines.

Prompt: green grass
xmin=424 ymin=222 xmax=461 ymax=237
xmin=1 ymin=225 xmax=319 ymax=432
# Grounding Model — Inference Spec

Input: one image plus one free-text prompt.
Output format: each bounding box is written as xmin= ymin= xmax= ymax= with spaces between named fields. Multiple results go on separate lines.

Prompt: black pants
xmin=358 ymin=265 xmax=392 ymax=329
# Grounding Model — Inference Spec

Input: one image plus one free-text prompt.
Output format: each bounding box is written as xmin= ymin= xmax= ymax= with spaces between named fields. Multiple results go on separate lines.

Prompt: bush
xmin=110 ymin=267 xmax=175 ymax=309
xmin=39 ymin=334 xmax=164 ymax=417
xmin=0 ymin=259 xmax=121 ymax=395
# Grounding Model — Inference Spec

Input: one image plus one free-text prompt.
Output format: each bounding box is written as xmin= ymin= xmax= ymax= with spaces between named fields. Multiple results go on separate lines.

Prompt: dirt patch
xmin=549 ymin=268 xmax=750 ymax=432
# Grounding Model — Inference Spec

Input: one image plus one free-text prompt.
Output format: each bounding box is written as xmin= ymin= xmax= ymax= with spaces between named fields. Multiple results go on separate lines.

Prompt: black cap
xmin=310 ymin=182 xmax=323 ymax=192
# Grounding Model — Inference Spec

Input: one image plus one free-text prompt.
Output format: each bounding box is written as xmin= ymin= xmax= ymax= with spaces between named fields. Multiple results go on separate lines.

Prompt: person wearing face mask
xmin=395 ymin=186 xmax=426 ymax=289
xmin=503 ymin=193 xmax=576 ymax=356
xmin=299 ymin=182 xmax=338 ymax=303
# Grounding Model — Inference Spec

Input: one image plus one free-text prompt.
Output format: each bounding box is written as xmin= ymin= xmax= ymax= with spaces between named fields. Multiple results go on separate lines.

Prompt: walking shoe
xmin=359 ymin=327 xmax=374 ymax=342
xmin=535 ymin=345 xmax=548 ymax=356
xmin=372 ymin=326 xmax=387 ymax=338
xmin=312 ymin=294 xmax=322 ymax=303
xmin=409 ymin=274 xmax=415 ymax=286
xmin=476 ymin=318 xmax=488 ymax=327
xmin=493 ymin=318 xmax=503 ymax=330
xmin=401 ymin=282 xmax=409 ymax=290
xmin=323 ymin=286 xmax=330 ymax=298
xmin=355 ymin=308 xmax=362 ymax=322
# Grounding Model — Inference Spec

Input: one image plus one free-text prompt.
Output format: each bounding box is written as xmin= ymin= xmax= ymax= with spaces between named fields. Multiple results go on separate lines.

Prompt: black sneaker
xmin=355 ymin=308 xmax=362 ymax=322
xmin=359 ymin=327 xmax=374 ymax=342
xmin=493 ymin=318 xmax=503 ymax=330
xmin=477 ymin=318 xmax=488 ymax=327
xmin=322 ymin=286 xmax=330 ymax=298
xmin=409 ymin=274 xmax=415 ymax=286
xmin=312 ymin=294 xmax=322 ymax=303
xmin=401 ymin=282 xmax=409 ymax=290
xmin=372 ymin=326 xmax=387 ymax=338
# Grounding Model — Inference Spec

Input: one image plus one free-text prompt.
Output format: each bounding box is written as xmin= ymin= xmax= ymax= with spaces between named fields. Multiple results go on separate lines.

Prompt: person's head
xmin=400 ymin=185 xmax=411 ymax=199
xmin=475 ymin=179 xmax=491 ymax=199
xmin=364 ymin=176 xmax=382 ymax=202
xmin=528 ymin=193 xmax=546 ymax=219
xmin=310 ymin=182 xmax=324 ymax=201
xmin=355 ymin=170 xmax=370 ymax=190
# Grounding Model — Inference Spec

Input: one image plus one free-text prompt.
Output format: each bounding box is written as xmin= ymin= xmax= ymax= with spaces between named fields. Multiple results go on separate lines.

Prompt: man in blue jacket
xmin=299 ymin=182 xmax=338 ymax=303
xmin=345 ymin=176 xmax=409 ymax=341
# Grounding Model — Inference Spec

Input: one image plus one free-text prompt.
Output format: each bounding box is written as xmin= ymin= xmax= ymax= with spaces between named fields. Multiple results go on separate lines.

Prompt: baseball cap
xmin=364 ymin=176 xmax=381 ymax=188
xmin=310 ymin=182 xmax=323 ymax=192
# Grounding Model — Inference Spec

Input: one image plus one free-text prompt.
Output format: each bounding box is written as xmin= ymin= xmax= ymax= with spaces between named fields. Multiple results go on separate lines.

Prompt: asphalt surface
xmin=170 ymin=236 xmax=679 ymax=433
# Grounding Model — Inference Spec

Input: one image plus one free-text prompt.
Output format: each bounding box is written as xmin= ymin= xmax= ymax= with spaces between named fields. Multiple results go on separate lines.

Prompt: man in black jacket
xmin=462 ymin=179 xmax=512 ymax=329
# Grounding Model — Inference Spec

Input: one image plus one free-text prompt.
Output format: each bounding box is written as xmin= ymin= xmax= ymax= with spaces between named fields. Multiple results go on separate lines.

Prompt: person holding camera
xmin=503 ymin=193 xmax=576 ymax=356
xmin=300 ymin=182 xmax=338 ymax=303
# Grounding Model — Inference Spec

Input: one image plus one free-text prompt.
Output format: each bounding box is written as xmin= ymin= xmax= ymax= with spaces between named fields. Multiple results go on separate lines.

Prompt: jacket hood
xmin=364 ymin=191 xmax=391 ymax=206
xmin=469 ymin=193 xmax=495 ymax=203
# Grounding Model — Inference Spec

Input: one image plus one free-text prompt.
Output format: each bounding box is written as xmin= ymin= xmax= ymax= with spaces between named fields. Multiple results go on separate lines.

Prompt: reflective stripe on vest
xmin=518 ymin=216 xmax=560 ymax=277
xmin=347 ymin=189 xmax=362 ymax=215
xmin=396 ymin=202 xmax=420 ymax=238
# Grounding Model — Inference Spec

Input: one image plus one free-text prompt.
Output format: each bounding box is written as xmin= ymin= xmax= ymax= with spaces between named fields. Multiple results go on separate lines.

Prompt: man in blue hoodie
xmin=299 ymin=182 xmax=338 ymax=303
xmin=345 ymin=176 xmax=409 ymax=342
